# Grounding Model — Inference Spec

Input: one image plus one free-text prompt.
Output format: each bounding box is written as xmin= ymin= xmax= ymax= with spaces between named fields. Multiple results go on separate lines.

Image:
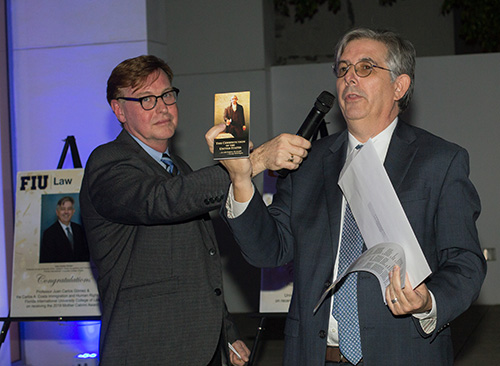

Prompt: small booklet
xmin=213 ymin=91 xmax=250 ymax=159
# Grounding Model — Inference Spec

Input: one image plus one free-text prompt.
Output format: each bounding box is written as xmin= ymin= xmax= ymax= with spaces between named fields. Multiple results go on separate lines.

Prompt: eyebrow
xmin=338 ymin=57 xmax=378 ymax=65
xmin=135 ymin=88 xmax=174 ymax=98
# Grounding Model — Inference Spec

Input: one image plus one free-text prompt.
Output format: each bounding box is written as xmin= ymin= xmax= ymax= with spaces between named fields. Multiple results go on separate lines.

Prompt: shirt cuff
xmin=225 ymin=183 xmax=254 ymax=219
xmin=412 ymin=290 xmax=437 ymax=334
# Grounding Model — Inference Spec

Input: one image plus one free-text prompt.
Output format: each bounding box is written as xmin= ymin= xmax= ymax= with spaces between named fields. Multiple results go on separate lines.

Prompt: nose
xmin=343 ymin=66 xmax=358 ymax=85
xmin=156 ymin=97 xmax=170 ymax=113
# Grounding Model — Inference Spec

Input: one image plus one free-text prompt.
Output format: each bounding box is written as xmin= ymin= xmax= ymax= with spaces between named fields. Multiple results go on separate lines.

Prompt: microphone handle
xmin=296 ymin=108 xmax=325 ymax=140
xmin=276 ymin=116 xmax=325 ymax=178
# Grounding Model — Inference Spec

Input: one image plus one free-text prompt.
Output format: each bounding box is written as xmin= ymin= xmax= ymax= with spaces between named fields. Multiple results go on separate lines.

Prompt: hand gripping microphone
xmin=277 ymin=91 xmax=335 ymax=177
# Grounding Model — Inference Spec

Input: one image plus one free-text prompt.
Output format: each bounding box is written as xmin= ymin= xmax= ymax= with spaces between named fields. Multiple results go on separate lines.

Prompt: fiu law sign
xmin=19 ymin=174 xmax=73 ymax=191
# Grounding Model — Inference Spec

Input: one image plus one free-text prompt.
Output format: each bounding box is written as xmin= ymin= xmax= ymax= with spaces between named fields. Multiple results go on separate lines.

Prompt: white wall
xmin=10 ymin=1 xmax=150 ymax=172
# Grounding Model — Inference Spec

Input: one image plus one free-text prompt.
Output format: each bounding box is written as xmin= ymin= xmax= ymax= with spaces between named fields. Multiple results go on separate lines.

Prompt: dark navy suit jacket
xmin=223 ymin=121 xmax=486 ymax=365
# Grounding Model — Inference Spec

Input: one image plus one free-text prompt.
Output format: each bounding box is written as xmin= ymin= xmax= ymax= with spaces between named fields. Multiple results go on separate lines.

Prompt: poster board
xmin=10 ymin=169 xmax=100 ymax=318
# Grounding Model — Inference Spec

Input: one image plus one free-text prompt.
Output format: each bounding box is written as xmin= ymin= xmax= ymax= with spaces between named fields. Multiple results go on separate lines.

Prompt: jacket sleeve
xmin=420 ymin=148 xmax=486 ymax=339
xmin=84 ymin=145 xmax=230 ymax=225
xmin=221 ymin=177 xmax=295 ymax=268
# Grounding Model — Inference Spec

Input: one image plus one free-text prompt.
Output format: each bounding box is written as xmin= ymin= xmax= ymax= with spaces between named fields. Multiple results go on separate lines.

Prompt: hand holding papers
xmin=314 ymin=140 xmax=431 ymax=313
xmin=314 ymin=242 xmax=406 ymax=313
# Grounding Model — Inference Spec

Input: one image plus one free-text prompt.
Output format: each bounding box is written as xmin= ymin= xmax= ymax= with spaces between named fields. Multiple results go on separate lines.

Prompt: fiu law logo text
xmin=20 ymin=175 xmax=73 ymax=191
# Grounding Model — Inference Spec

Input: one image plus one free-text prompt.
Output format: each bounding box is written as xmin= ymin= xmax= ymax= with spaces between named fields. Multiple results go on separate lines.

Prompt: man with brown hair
xmin=80 ymin=55 xmax=249 ymax=365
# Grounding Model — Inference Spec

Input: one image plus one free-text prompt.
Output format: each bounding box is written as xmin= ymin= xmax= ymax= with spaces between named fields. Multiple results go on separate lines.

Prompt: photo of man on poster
xmin=39 ymin=195 xmax=89 ymax=263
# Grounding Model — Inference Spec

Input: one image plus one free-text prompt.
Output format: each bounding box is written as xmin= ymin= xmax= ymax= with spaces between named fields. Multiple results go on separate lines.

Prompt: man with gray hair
xmin=207 ymin=28 xmax=486 ymax=365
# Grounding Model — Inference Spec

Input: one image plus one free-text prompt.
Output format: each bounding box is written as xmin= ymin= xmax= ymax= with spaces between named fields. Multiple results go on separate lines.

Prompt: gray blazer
xmin=223 ymin=121 xmax=486 ymax=365
xmin=80 ymin=130 xmax=236 ymax=365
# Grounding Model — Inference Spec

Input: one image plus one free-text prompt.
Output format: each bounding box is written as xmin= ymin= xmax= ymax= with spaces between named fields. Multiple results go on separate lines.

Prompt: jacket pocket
xmin=119 ymin=277 xmax=179 ymax=301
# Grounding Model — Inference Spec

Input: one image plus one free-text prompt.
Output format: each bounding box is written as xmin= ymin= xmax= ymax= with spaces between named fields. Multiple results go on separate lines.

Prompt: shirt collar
xmin=128 ymin=132 xmax=169 ymax=167
xmin=347 ymin=117 xmax=398 ymax=163
xmin=58 ymin=221 xmax=71 ymax=231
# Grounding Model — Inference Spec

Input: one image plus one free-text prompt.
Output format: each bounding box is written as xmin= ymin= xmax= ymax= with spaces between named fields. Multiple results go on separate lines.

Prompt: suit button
xmin=204 ymin=199 xmax=210 ymax=205
xmin=319 ymin=330 xmax=326 ymax=338
xmin=209 ymin=248 xmax=216 ymax=256
xmin=214 ymin=288 xmax=222 ymax=296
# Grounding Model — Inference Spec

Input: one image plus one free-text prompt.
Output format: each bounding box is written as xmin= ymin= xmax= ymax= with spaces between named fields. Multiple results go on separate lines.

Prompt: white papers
xmin=314 ymin=139 xmax=431 ymax=312
xmin=314 ymin=242 xmax=405 ymax=312
xmin=340 ymin=139 xmax=431 ymax=286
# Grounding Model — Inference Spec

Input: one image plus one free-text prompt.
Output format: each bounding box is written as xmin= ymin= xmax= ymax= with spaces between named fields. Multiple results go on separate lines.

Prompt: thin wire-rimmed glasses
xmin=333 ymin=61 xmax=392 ymax=78
xmin=117 ymin=87 xmax=180 ymax=110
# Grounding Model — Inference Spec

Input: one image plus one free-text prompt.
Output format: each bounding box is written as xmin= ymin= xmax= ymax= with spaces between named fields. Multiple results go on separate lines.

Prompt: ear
xmin=110 ymin=99 xmax=127 ymax=123
xmin=394 ymin=74 xmax=411 ymax=101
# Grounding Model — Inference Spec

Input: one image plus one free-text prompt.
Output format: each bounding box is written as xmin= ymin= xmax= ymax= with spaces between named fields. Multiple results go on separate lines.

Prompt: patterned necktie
xmin=332 ymin=202 xmax=363 ymax=364
xmin=66 ymin=226 xmax=74 ymax=251
xmin=161 ymin=153 xmax=179 ymax=175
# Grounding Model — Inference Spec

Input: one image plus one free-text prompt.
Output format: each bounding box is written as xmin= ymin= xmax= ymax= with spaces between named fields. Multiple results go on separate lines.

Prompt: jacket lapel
xmin=384 ymin=121 xmax=418 ymax=192
xmin=324 ymin=131 xmax=348 ymax=258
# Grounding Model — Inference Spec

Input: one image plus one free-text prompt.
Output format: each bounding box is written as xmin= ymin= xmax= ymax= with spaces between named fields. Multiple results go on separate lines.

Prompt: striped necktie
xmin=161 ymin=153 xmax=179 ymax=175
xmin=66 ymin=226 xmax=74 ymax=252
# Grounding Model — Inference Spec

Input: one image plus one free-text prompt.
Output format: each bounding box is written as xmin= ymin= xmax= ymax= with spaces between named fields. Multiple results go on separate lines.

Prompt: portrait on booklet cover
xmin=213 ymin=90 xmax=250 ymax=159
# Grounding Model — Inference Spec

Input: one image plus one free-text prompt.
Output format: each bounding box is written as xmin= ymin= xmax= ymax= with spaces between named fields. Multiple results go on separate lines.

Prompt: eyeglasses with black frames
xmin=117 ymin=87 xmax=180 ymax=111
xmin=333 ymin=61 xmax=392 ymax=78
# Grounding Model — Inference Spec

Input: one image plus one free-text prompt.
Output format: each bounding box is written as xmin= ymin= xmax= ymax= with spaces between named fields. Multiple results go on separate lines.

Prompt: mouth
xmin=155 ymin=118 xmax=172 ymax=126
xmin=343 ymin=90 xmax=364 ymax=102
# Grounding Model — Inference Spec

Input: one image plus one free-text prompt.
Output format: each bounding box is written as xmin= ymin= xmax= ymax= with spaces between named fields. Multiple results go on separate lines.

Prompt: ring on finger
xmin=287 ymin=154 xmax=294 ymax=162
xmin=391 ymin=297 xmax=398 ymax=304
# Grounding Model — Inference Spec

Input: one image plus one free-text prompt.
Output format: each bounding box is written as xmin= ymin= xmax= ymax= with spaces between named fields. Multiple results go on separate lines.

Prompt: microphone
xmin=276 ymin=91 xmax=335 ymax=177
xmin=296 ymin=90 xmax=335 ymax=140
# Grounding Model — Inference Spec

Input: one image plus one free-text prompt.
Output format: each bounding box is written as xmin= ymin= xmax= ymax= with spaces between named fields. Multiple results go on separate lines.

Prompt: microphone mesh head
xmin=314 ymin=91 xmax=335 ymax=114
